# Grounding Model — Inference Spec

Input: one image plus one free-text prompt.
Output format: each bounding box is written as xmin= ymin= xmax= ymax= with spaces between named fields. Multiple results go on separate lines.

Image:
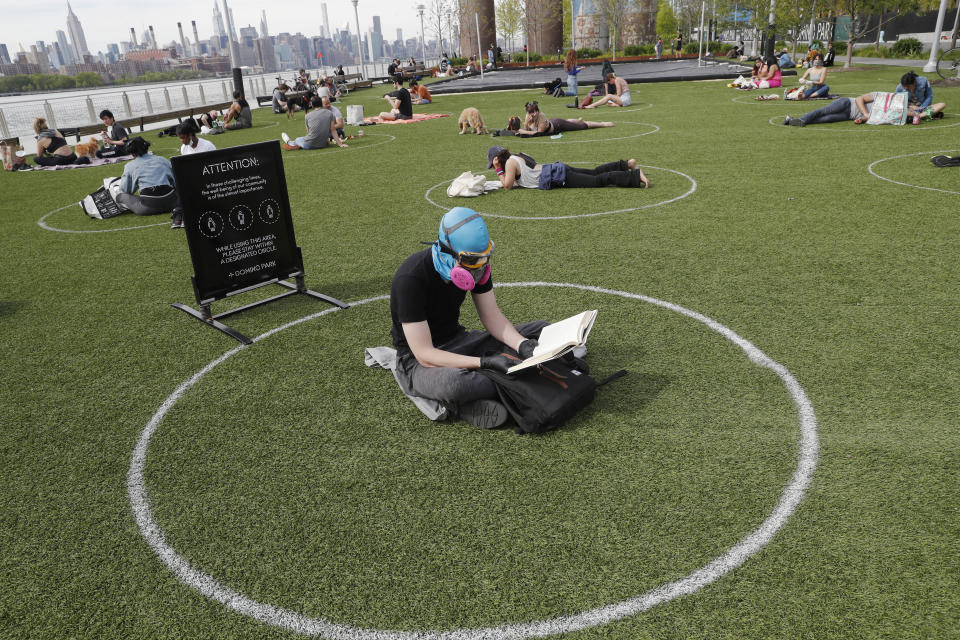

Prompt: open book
xmin=507 ymin=310 xmax=598 ymax=373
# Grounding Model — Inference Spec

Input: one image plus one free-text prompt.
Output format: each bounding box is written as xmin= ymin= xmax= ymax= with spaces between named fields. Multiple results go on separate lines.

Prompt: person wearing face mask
xmin=388 ymin=208 xmax=548 ymax=428
xmin=797 ymin=52 xmax=830 ymax=99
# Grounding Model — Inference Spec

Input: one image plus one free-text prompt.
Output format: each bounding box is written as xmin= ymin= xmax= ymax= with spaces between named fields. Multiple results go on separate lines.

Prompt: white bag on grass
xmin=447 ymin=171 xmax=487 ymax=197
xmin=346 ymin=104 xmax=364 ymax=125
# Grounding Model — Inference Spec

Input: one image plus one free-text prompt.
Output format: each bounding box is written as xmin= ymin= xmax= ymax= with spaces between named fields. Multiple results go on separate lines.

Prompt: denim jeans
xmin=801 ymin=97 xmax=852 ymax=124
xmin=564 ymin=74 xmax=578 ymax=97
xmin=803 ymin=84 xmax=830 ymax=99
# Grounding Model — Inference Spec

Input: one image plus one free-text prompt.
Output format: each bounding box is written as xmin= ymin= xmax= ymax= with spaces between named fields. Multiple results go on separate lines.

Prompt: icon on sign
xmin=258 ymin=199 xmax=281 ymax=225
xmin=197 ymin=211 xmax=224 ymax=238
xmin=229 ymin=204 xmax=254 ymax=231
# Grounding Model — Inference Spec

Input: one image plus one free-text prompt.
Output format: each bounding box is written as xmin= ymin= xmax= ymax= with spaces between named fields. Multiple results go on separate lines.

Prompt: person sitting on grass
xmin=409 ymin=79 xmax=432 ymax=105
xmin=796 ymin=52 xmax=829 ymax=99
xmin=895 ymin=71 xmax=946 ymax=122
xmin=582 ymin=72 xmax=631 ymax=108
xmin=96 ymin=109 xmax=129 ymax=158
xmin=379 ymin=75 xmax=414 ymax=121
xmin=111 ymin=137 xmax=184 ymax=227
xmin=754 ymin=55 xmax=782 ymax=89
xmin=281 ymin=96 xmax=347 ymax=150
xmin=563 ymin=48 xmax=583 ymax=99
xmin=222 ymin=91 xmax=252 ymax=130
xmin=487 ymin=145 xmax=649 ymax=189
xmin=506 ymin=101 xmax=614 ymax=136
xmin=322 ymin=96 xmax=345 ymax=140
xmin=784 ymin=92 xmax=878 ymax=126
xmin=31 ymin=117 xmax=77 ymax=166
xmin=389 ymin=206 xmax=548 ymax=429
xmin=177 ymin=122 xmax=216 ymax=155
xmin=779 ymin=48 xmax=796 ymax=69
xmin=273 ymin=84 xmax=295 ymax=114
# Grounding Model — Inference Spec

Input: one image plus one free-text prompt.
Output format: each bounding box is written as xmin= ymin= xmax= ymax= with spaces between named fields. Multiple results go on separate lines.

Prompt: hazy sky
xmin=2 ymin=0 xmax=434 ymax=56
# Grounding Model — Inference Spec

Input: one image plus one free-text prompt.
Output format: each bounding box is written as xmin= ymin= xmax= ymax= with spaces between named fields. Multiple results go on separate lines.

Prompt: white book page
xmin=532 ymin=310 xmax=596 ymax=357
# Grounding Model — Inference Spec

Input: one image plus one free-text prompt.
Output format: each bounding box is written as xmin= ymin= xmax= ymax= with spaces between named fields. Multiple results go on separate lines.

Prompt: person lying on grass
xmin=487 ymin=145 xmax=649 ymax=189
xmin=389 ymin=207 xmax=546 ymax=429
xmin=505 ymin=101 xmax=614 ymax=136
xmin=784 ymin=92 xmax=878 ymax=126
xmin=281 ymin=96 xmax=347 ymax=150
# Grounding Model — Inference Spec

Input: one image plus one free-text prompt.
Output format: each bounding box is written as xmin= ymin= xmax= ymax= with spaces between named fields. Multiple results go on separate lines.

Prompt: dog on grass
xmin=458 ymin=107 xmax=488 ymax=135
xmin=75 ymin=137 xmax=100 ymax=158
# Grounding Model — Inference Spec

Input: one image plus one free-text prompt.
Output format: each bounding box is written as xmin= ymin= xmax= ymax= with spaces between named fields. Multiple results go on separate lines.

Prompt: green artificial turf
xmin=1 ymin=65 xmax=959 ymax=639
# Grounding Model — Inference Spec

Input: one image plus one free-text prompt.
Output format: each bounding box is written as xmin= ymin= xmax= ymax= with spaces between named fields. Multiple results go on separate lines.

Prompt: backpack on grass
xmin=481 ymin=353 xmax=626 ymax=434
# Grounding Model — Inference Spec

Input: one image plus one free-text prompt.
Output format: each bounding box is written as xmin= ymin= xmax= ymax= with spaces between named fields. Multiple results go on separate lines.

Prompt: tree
xmin=74 ymin=72 xmax=104 ymax=88
xmin=595 ymin=0 xmax=641 ymax=54
xmin=828 ymin=0 xmax=933 ymax=67
xmin=657 ymin=1 xmax=679 ymax=41
xmin=428 ymin=0 xmax=449 ymax=54
xmin=497 ymin=0 xmax=525 ymax=52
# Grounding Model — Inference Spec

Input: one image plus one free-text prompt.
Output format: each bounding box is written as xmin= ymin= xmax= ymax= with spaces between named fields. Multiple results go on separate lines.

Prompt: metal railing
xmin=0 ymin=60 xmax=443 ymax=143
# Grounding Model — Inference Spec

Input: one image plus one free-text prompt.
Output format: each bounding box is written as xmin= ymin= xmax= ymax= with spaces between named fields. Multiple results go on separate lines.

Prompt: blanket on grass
xmin=36 ymin=155 xmax=135 ymax=171
xmin=362 ymin=113 xmax=450 ymax=125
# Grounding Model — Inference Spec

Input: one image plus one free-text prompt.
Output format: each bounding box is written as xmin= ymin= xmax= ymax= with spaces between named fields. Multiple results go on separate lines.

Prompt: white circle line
xmin=281 ymin=132 xmax=397 ymax=159
xmin=866 ymin=148 xmax=960 ymax=195
xmin=128 ymin=282 xmax=819 ymax=639
xmin=502 ymin=122 xmax=659 ymax=144
xmin=768 ymin=112 xmax=960 ymax=130
xmin=37 ymin=203 xmax=168 ymax=234
xmin=424 ymin=165 xmax=697 ymax=220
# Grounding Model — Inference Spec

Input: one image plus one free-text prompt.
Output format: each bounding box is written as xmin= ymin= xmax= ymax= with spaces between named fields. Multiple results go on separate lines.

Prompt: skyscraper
xmin=55 ymin=30 xmax=75 ymax=65
xmin=66 ymin=1 xmax=90 ymax=60
xmin=212 ymin=2 xmax=227 ymax=39
xmin=0 ymin=43 xmax=11 ymax=65
xmin=322 ymin=4 xmax=330 ymax=40
xmin=373 ymin=16 xmax=382 ymax=34
xmin=260 ymin=10 xmax=269 ymax=38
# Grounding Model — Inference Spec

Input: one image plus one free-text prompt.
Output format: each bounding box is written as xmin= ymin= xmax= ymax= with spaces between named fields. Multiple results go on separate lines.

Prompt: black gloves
xmin=518 ymin=338 xmax=538 ymax=359
xmin=480 ymin=353 xmax=515 ymax=373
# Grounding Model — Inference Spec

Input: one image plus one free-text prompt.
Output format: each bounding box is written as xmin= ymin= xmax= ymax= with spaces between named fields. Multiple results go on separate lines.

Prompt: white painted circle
xmin=867 ymin=149 xmax=960 ymax=195
xmin=588 ymin=102 xmax=654 ymax=113
xmin=38 ymin=203 xmax=168 ymax=234
xmin=128 ymin=282 xmax=819 ymax=639
xmin=768 ymin=112 xmax=960 ymax=130
xmin=503 ymin=121 xmax=659 ymax=144
xmin=424 ymin=165 xmax=697 ymax=220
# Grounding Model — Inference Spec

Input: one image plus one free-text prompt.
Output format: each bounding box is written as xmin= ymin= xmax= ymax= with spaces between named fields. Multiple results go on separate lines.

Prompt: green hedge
xmin=681 ymin=41 xmax=727 ymax=55
xmin=576 ymin=47 xmax=604 ymax=58
xmin=891 ymin=37 xmax=923 ymax=57
xmin=512 ymin=52 xmax=543 ymax=62
xmin=623 ymin=44 xmax=654 ymax=56
xmin=449 ymin=57 xmax=467 ymax=66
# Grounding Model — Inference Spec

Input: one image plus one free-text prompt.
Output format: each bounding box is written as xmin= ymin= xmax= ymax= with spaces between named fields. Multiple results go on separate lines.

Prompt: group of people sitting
xmin=785 ymin=71 xmax=946 ymax=126
xmin=272 ymin=75 xmax=343 ymax=115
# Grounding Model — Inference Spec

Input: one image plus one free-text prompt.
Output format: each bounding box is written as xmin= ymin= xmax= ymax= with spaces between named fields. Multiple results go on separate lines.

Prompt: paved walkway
xmin=428 ymin=58 xmax=754 ymax=95
xmin=847 ymin=56 xmax=927 ymax=67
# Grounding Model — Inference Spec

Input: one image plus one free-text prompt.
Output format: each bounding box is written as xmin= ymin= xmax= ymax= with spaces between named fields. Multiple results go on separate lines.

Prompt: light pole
xmin=923 ymin=0 xmax=949 ymax=73
xmin=352 ymin=0 xmax=365 ymax=78
xmin=417 ymin=4 xmax=426 ymax=64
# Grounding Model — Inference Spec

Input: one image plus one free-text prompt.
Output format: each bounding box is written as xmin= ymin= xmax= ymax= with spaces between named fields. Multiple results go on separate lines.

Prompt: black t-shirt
xmin=390 ymin=249 xmax=493 ymax=355
xmin=388 ymin=87 xmax=413 ymax=117
xmin=387 ymin=62 xmax=398 ymax=76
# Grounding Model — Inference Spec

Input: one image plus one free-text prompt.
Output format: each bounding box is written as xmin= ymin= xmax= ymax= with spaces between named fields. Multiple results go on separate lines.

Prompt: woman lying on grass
xmin=505 ymin=101 xmax=614 ymax=137
xmin=784 ymin=92 xmax=877 ymax=126
xmin=486 ymin=145 xmax=649 ymax=190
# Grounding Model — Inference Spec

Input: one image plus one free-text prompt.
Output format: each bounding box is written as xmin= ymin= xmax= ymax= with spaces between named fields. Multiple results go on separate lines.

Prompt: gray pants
xmin=115 ymin=185 xmax=179 ymax=215
xmin=394 ymin=320 xmax=548 ymax=410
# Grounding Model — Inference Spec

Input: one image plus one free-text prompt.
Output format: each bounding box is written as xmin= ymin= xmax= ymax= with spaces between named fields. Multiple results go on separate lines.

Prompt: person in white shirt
xmin=177 ymin=122 xmax=216 ymax=155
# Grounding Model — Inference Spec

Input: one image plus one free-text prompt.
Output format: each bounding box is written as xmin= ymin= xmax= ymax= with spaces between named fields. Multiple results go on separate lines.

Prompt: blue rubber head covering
xmin=431 ymin=207 xmax=490 ymax=280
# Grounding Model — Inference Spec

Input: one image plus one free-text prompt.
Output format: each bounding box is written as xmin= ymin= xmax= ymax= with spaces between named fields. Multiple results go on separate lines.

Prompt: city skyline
xmin=1 ymin=0 xmax=436 ymax=61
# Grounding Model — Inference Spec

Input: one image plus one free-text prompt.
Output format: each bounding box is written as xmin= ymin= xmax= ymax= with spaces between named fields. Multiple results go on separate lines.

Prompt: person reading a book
xmin=389 ymin=207 xmax=547 ymax=429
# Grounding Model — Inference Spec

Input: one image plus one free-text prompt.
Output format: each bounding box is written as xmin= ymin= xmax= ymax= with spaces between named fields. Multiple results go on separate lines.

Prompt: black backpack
xmin=481 ymin=354 xmax=626 ymax=434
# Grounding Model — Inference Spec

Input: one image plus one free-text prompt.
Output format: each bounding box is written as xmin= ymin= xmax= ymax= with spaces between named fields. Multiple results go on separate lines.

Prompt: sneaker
xmin=170 ymin=211 xmax=184 ymax=229
xmin=281 ymin=132 xmax=291 ymax=143
xmin=783 ymin=116 xmax=791 ymax=125
xmin=933 ymin=111 xmax=944 ymax=119
xmin=790 ymin=118 xmax=805 ymax=127
xmin=459 ymin=399 xmax=508 ymax=429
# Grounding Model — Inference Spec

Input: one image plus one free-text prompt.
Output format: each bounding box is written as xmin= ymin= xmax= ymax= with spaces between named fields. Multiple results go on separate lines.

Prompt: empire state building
xmin=66 ymin=2 xmax=90 ymax=60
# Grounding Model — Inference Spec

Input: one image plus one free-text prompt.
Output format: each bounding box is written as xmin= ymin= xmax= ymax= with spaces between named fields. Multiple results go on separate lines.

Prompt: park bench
xmin=339 ymin=73 xmax=373 ymax=91
xmin=1 ymin=101 xmax=235 ymax=148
